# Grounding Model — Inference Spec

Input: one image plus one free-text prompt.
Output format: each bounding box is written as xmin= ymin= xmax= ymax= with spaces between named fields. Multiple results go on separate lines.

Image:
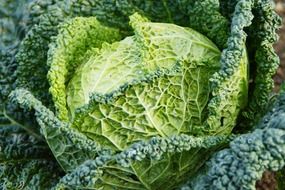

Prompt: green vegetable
xmin=11 ymin=12 xmax=248 ymax=188
xmin=0 ymin=0 xmax=282 ymax=189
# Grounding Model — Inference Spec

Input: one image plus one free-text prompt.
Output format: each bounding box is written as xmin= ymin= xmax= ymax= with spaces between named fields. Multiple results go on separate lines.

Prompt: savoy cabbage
xmin=0 ymin=0 xmax=283 ymax=189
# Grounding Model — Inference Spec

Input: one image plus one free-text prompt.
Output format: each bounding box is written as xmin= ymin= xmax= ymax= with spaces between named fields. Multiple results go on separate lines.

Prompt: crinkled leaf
xmin=47 ymin=17 xmax=122 ymax=121
xmin=67 ymin=14 xmax=222 ymax=150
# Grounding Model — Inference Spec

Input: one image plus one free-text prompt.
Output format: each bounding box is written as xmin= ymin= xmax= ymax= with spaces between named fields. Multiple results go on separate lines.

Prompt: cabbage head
xmin=11 ymin=13 xmax=247 ymax=189
xmin=2 ymin=0 xmax=280 ymax=189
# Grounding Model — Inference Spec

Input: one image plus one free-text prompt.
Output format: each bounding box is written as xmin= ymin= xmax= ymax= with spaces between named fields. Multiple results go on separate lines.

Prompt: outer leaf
xmin=9 ymin=89 xmax=105 ymax=172
xmin=55 ymin=134 xmax=230 ymax=190
xmin=178 ymin=0 xmax=229 ymax=48
xmin=205 ymin=0 xmax=252 ymax=133
xmin=0 ymin=125 xmax=62 ymax=190
xmin=0 ymin=51 xmax=42 ymax=141
xmin=240 ymin=0 xmax=282 ymax=128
